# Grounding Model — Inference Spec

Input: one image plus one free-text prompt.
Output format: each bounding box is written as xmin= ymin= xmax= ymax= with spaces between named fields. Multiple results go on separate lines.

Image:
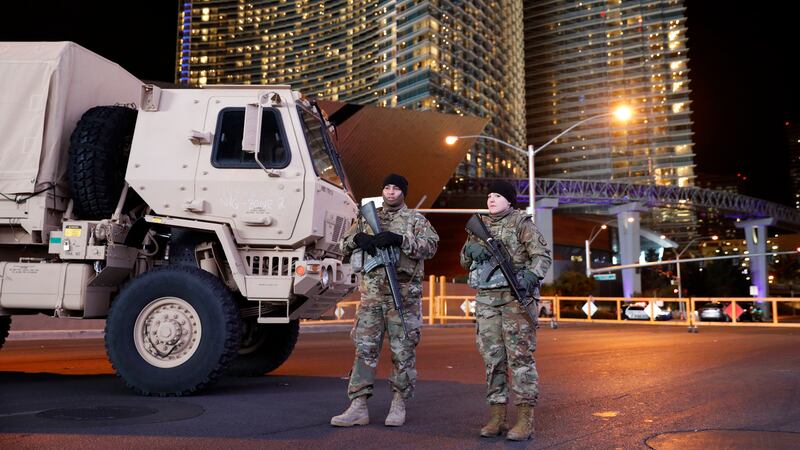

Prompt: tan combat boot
xmin=384 ymin=392 xmax=406 ymax=426
xmin=506 ymin=405 xmax=535 ymax=441
xmin=480 ymin=403 xmax=507 ymax=437
xmin=330 ymin=396 xmax=369 ymax=427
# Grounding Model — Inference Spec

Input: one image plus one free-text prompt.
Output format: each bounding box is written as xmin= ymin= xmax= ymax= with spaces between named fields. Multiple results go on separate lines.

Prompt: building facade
xmin=176 ymin=0 xmax=526 ymax=177
xmin=787 ymin=118 xmax=800 ymax=209
xmin=524 ymin=0 xmax=695 ymax=187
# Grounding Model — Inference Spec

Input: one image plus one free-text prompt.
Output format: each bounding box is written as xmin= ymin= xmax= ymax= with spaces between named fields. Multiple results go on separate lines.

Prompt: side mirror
xmin=242 ymin=103 xmax=262 ymax=154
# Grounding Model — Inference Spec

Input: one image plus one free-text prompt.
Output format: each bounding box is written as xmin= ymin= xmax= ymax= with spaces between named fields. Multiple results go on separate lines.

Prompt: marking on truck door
xmin=64 ymin=226 xmax=82 ymax=237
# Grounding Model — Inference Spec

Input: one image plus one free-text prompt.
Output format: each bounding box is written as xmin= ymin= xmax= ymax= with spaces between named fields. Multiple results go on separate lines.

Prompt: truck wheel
xmin=0 ymin=316 xmax=10 ymax=350
xmin=105 ymin=265 xmax=241 ymax=396
xmin=68 ymin=106 xmax=138 ymax=219
xmin=227 ymin=318 xmax=300 ymax=376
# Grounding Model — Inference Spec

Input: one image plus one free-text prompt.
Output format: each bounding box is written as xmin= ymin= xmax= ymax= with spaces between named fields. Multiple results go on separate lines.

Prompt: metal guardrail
xmin=304 ymin=276 xmax=800 ymax=329
xmin=549 ymin=296 xmax=800 ymax=329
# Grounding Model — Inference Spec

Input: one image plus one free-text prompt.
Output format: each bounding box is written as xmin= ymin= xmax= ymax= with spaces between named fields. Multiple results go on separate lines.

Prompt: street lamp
xmin=585 ymin=220 xmax=615 ymax=277
xmin=445 ymin=105 xmax=633 ymax=223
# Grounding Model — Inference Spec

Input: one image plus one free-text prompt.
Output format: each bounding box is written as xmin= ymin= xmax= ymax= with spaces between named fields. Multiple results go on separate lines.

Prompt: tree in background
xmin=548 ymin=270 xmax=595 ymax=296
xmin=641 ymin=248 xmax=675 ymax=297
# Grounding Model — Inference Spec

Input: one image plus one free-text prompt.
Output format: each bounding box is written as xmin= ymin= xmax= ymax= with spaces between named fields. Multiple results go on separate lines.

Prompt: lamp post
xmin=585 ymin=220 xmax=615 ymax=277
xmin=446 ymin=106 xmax=632 ymax=223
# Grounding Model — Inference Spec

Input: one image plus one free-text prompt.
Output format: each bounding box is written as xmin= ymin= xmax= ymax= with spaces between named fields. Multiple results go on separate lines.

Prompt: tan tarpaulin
xmin=319 ymin=101 xmax=488 ymax=209
xmin=0 ymin=42 xmax=141 ymax=194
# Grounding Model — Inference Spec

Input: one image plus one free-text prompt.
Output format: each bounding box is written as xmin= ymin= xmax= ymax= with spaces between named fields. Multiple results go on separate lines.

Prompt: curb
xmin=8 ymin=329 xmax=105 ymax=341
xmin=7 ymin=322 xmax=475 ymax=341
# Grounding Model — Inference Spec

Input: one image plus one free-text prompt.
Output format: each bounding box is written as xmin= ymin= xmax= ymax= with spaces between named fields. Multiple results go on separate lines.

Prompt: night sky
xmin=2 ymin=1 xmax=796 ymax=206
xmin=685 ymin=1 xmax=798 ymax=205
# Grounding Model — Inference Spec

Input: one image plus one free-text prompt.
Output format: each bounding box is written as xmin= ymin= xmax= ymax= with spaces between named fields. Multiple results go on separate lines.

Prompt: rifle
xmin=361 ymin=201 xmax=410 ymax=338
xmin=465 ymin=214 xmax=539 ymax=326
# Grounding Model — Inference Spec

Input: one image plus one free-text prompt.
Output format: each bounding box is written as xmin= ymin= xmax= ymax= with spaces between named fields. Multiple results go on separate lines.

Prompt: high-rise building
xmin=176 ymin=0 xmax=526 ymax=177
xmin=786 ymin=119 xmax=800 ymax=209
xmin=524 ymin=0 xmax=695 ymax=187
xmin=694 ymin=172 xmax=746 ymax=240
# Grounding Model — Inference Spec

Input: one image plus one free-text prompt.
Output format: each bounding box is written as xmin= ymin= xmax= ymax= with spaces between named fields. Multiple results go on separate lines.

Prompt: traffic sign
xmin=582 ymin=301 xmax=598 ymax=317
xmin=643 ymin=303 xmax=665 ymax=319
xmin=593 ymin=273 xmax=617 ymax=281
xmin=724 ymin=303 xmax=744 ymax=319
xmin=460 ymin=300 xmax=476 ymax=315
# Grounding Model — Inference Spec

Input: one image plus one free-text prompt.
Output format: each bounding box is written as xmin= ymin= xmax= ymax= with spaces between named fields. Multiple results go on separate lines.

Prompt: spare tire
xmin=68 ymin=106 xmax=138 ymax=219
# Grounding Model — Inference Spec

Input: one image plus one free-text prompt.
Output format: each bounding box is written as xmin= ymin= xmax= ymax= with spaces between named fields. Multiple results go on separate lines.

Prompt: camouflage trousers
xmin=475 ymin=293 xmax=539 ymax=406
xmin=347 ymin=278 xmax=423 ymax=400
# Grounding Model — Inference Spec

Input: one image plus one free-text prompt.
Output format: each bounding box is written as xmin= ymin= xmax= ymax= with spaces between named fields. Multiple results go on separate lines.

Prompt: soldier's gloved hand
xmin=465 ymin=242 xmax=490 ymax=263
xmin=353 ymin=232 xmax=377 ymax=256
xmin=373 ymin=231 xmax=404 ymax=248
xmin=516 ymin=270 xmax=541 ymax=291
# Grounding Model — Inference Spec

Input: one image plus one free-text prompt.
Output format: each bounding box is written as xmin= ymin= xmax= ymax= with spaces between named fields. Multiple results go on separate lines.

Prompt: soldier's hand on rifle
xmin=516 ymin=269 xmax=541 ymax=292
xmin=465 ymin=242 xmax=490 ymax=263
xmin=373 ymin=231 xmax=404 ymax=249
xmin=354 ymin=232 xmax=377 ymax=256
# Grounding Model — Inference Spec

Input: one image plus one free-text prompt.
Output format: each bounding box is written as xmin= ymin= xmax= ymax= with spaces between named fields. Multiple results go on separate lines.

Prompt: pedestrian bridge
xmin=442 ymin=177 xmax=800 ymax=297
xmin=450 ymin=177 xmax=800 ymax=230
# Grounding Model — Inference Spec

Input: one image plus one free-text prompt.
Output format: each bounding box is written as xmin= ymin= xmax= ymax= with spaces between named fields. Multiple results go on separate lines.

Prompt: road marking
xmin=0 ymin=409 xmax=47 ymax=418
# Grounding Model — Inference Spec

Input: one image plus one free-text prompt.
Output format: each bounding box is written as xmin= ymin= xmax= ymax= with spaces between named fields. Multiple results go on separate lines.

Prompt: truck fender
xmin=143 ymin=216 xmax=247 ymax=295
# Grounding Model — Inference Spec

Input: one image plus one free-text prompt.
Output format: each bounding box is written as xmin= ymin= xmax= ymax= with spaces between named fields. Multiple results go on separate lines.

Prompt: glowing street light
xmin=585 ymin=219 xmax=615 ymax=277
xmin=613 ymin=105 xmax=633 ymax=122
xmin=445 ymin=105 xmax=633 ymax=222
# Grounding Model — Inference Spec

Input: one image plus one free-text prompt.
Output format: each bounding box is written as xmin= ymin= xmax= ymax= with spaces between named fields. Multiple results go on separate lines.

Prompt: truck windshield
xmin=297 ymin=105 xmax=348 ymax=190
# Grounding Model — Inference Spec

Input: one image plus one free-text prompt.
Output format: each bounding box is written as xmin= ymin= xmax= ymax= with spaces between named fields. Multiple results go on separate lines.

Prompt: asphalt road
xmin=1 ymin=324 xmax=799 ymax=449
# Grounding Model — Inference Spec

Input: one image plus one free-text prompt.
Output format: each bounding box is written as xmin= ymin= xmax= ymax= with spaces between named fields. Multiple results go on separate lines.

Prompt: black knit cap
xmin=383 ymin=173 xmax=408 ymax=197
xmin=487 ymin=180 xmax=517 ymax=207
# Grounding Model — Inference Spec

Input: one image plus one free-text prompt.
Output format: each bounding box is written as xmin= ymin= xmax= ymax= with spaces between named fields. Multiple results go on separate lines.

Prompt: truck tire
xmin=0 ymin=316 xmax=10 ymax=350
xmin=227 ymin=318 xmax=300 ymax=376
xmin=105 ymin=265 xmax=241 ymax=396
xmin=68 ymin=106 xmax=137 ymax=219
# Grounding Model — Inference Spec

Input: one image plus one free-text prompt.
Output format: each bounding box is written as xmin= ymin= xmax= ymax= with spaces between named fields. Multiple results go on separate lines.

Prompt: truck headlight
xmin=321 ymin=266 xmax=330 ymax=287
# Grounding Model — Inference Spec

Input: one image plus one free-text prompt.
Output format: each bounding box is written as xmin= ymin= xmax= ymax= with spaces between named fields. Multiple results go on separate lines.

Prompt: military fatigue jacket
xmin=341 ymin=204 xmax=439 ymax=280
xmin=460 ymin=209 xmax=552 ymax=305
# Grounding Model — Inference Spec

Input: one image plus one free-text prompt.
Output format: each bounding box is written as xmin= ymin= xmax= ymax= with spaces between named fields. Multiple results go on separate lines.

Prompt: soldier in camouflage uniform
xmin=460 ymin=180 xmax=552 ymax=441
xmin=331 ymin=173 xmax=439 ymax=428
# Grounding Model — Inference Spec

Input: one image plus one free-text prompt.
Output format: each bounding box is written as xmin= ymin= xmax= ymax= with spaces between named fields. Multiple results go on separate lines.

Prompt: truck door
xmin=195 ymin=96 xmax=304 ymax=243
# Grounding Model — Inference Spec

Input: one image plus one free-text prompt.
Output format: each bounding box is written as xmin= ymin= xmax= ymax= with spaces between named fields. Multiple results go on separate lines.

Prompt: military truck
xmin=0 ymin=42 xmax=359 ymax=395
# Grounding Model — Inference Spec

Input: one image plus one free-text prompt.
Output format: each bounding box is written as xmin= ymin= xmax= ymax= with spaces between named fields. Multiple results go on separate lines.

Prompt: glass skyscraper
xmin=177 ymin=0 xmax=526 ymax=178
xmin=524 ymin=0 xmax=695 ymax=187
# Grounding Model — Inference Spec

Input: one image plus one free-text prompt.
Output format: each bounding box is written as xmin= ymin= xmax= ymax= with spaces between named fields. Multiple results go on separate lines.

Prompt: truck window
xmin=297 ymin=106 xmax=344 ymax=188
xmin=211 ymin=107 xmax=290 ymax=169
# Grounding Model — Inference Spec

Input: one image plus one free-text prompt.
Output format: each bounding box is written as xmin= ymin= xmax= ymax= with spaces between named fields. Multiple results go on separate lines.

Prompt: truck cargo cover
xmin=0 ymin=42 xmax=141 ymax=194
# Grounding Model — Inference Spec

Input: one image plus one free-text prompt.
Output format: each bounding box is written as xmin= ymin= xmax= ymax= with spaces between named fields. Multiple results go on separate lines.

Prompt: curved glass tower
xmin=524 ymin=0 xmax=695 ymax=187
xmin=177 ymin=0 xmax=526 ymax=178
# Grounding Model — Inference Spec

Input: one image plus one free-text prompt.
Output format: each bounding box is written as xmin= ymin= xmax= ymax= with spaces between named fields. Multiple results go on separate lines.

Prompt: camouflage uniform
xmin=341 ymin=204 xmax=439 ymax=400
xmin=460 ymin=208 xmax=552 ymax=406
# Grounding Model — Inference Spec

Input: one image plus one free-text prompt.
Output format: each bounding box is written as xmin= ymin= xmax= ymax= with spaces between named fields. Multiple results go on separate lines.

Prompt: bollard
xmin=428 ymin=275 xmax=435 ymax=325
xmin=439 ymin=276 xmax=447 ymax=324
xmin=772 ymin=300 xmax=778 ymax=324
